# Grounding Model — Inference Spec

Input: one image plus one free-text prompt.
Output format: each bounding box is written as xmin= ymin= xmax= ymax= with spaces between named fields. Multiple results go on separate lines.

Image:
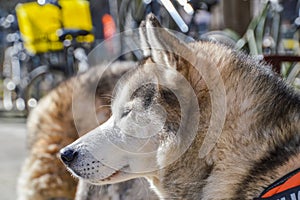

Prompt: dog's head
xmin=60 ymin=14 xmax=211 ymax=188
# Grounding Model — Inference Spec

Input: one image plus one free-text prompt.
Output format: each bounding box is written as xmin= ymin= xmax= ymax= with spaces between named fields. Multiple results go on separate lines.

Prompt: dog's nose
xmin=60 ymin=148 xmax=78 ymax=163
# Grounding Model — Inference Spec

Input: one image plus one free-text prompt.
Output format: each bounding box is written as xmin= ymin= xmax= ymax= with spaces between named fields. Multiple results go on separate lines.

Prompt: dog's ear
xmin=139 ymin=14 xmax=195 ymax=74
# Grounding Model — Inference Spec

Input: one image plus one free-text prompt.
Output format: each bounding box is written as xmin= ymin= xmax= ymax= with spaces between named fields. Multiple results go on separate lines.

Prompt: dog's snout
xmin=60 ymin=148 xmax=78 ymax=164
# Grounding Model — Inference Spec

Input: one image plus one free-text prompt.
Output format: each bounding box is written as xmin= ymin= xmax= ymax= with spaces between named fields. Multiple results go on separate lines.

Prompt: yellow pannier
xmin=59 ymin=0 xmax=94 ymax=43
xmin=16 ymin=0 xmax=94 ymax=54
xmin=16 ymin=2 xmax=63 ymax=54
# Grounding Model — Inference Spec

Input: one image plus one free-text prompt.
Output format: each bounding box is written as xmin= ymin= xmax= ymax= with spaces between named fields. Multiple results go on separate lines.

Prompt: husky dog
xmin=17 ymin=61 xmax=157 ymax=200
xmin=60 ymin=14 xmax=300 ymax=199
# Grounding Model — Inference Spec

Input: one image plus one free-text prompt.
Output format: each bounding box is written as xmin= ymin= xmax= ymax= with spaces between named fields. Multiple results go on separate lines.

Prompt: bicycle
xmin=1 ymin=0 xmax=94 ymax=114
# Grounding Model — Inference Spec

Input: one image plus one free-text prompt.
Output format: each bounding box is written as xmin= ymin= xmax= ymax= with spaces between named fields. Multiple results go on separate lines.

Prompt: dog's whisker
xmin=96 ymin=105 xmax=111 ymax=111
xmin=99 ymin=94 xmax=114 ymax=101
xmin=137 ymin=178 xmax=153 ymax=199
xmin=99 ymin=96 xmax=113 ymax=101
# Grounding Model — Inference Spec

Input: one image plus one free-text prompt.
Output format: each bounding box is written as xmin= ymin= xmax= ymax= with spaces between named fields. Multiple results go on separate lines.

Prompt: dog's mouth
xmin=98 ymin=164 xmax=130 ymax=182
xmin=66 ymin=160 xmax=129 ymax=184
xmin=100 ymin=169 xmax=122 ymax=181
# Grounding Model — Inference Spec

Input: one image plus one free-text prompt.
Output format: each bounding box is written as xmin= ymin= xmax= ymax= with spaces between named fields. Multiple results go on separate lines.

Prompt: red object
xmin=264 ymin=55 xmax=300 ymax=74
xmin=102 ymin=14 xmax=116 ymax=39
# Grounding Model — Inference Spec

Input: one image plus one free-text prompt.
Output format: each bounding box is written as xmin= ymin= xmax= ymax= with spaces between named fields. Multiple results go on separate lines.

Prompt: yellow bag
xmin=16 ymin=2 xmax=63 ymax=54
xmin=59 ymin=0 xmax=94 ymax=43
xmin=16 ymin=0 xmax=94 ymax=54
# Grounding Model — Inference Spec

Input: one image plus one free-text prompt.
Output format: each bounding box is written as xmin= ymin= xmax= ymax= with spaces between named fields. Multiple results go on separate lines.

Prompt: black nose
xmin=60 ymin=148 xmax=78 ymax=163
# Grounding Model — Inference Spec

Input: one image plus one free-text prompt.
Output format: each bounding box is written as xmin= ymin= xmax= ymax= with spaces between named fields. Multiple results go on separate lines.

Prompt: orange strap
xmin=262 ymin=172 xmax=300 ymax=198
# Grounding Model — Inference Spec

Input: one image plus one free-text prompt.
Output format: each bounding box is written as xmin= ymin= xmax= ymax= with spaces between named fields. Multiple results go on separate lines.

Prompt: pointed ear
xmin=139 ymin=14 xmax=194 ymax=72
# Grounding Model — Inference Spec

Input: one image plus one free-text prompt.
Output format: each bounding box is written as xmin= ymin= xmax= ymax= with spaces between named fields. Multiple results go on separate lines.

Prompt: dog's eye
xmin=121 ymin=109 xmax=131 ymax=118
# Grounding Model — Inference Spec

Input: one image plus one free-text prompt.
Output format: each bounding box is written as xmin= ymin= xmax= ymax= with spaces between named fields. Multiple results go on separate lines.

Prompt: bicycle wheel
xmin=25 ymin=66 xmax=65 ymax=112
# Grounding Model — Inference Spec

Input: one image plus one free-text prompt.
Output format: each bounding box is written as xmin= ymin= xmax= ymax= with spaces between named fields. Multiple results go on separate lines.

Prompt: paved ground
xmin=0 ymin=118 xmax=27 ymax=200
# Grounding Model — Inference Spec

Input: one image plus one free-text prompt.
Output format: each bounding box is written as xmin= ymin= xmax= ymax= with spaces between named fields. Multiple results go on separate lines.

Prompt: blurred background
xmin=1 ymin=0 xmax=300 ymax=199
xmin=1 ymin=0 xmax=300 ymax=115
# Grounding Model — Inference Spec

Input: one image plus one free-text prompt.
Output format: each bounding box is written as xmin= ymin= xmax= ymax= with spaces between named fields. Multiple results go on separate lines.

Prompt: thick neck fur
xmin=154 ymin=41 xmax=300 ymax=199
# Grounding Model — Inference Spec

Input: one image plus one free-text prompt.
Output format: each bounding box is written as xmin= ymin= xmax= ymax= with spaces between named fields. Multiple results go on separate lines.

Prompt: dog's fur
xmin=17 ymin=61 xmax=157 ymax=200
xmin=61 ymin=14 xmax=300 ymax=200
